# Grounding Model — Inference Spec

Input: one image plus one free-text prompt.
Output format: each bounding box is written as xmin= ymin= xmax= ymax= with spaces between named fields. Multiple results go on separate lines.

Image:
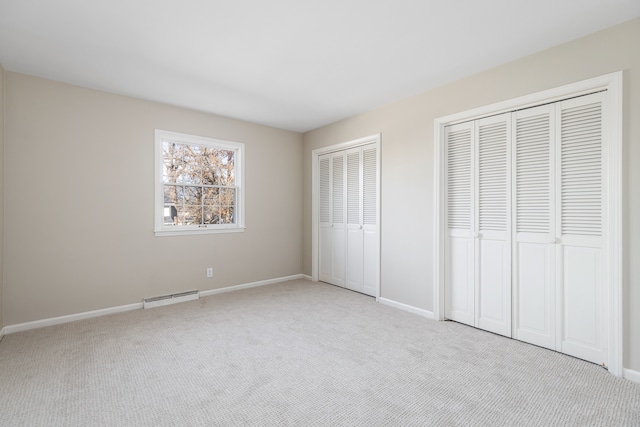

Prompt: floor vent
xmin=143 ymin=290 xmax=199 ymax=309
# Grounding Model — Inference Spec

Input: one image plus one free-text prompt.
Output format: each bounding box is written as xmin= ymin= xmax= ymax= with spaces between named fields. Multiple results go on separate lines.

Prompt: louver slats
xmin=347 ymin=151 xmax=360 ymax=224
xmin=479 ymin=122 xmax=507 ymax=231
xmin=447 ymin=128 xmax=471 ymax=230
xmin=516 ymin=113 xmax=550 ymax=233
xmin=332 ymin=155 xmax=344 ymax=223
xmin=319 ymin=156 xmax=330 ymax=223
xmin=363 ymin=147 xmax=377 ymax=226
xmin=561 ymin=102 xmax=602 ymax=236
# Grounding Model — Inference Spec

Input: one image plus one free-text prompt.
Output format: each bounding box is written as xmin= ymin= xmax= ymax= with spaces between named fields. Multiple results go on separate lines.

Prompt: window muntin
xmin=155 ymin=130 xmax=244 ymax=236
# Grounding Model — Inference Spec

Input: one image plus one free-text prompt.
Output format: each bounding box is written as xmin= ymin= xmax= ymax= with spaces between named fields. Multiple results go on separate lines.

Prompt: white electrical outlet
xmin=206 ymin=267 xmax=213 ymax=278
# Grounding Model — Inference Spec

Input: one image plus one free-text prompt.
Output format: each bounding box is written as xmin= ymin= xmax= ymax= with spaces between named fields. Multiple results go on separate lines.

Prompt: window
xmin=155 ymin=130 xmax=245 ymax=236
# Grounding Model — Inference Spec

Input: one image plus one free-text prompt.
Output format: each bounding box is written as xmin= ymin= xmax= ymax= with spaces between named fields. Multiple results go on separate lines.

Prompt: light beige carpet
xmin=0 ymin=279 xmax=638 ymax=426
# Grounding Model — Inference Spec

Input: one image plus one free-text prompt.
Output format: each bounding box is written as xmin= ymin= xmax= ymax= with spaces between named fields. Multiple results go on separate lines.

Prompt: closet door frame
xmin=434 ymin=72 xmax=623 ymax=377
xmin=312 ymin=134 xmax=381 ymax=299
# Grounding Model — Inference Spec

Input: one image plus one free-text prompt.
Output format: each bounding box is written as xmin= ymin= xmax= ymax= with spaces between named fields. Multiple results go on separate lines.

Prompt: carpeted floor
xmin=0 ymin=279 xmax=638 ymax=426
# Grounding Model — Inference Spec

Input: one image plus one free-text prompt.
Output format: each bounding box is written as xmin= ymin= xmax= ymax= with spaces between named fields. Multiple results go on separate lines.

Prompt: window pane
xmin=163 ymin=142 xmax=183 ymax=184
xmin=203 ymin=187 xmax=219 ymax=205
xmin=220 ymin=150 xmax=235 ymax=186
xmin=201 ymin=148 xmax=236 ymax=186
xmin=220 ymin=206 xmax=235 ymax=224
xmin=177 ymin=208 xmax=188 ymax=225
xmin=203 ymin=206 xmax=219 ymax=224
xmin=201 ymin=147 xmax=217 ymax=185
xmin=220 ymin=188 xmax=235 ymax=205
xmin=219 ymin=188 xmax=236 ymax=224
xmin=163 ymin=205 xmax=179 ymax=225
xmin=164 ymin=185 xmax=180 ymax=205
xmin=182 ymin=205 xmax=202 ymax=225
xmin=182 ymin=147 xmax=202 ymax=184
xmin=184 ymin=186 xmax=201 ymax=205
xmin=175 ymin=186 xmax=185 ymax=204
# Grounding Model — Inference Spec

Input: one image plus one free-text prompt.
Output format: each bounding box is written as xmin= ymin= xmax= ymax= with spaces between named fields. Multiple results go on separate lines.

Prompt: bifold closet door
xmin=318 ymin=152 xmax=346 ymax=287
xmin=318 ymin=144 xmax=378 ymax=297
xmin=361 ymin=145 xmax=379 ymax=297
xmin=444 ymin=121 xmax=475 ymax=326
xmin=319 ymin=154 xmax=332 ymax=283
xmin=346 ymin=148 xmax=364 ymax=291
xmin=512 ymin=104 xmax=556 ymax=350
xmin=475 ymin=115 xmax=511 ymax=337
xmin=345 ymin=144 xmax=379 ymax=296
xmin=555 ymin=92 xmax=607 ymax=366
xmin=445 ymin=114 xmax=511 ymax=336
xmin=445 ymin=92 xmax=608 ymax=366
xmin=444 ymin=114 xmax=511 ymax=337
xmin=513 ymin=92 xmax=607 ymax=366
xmin=331 ymin=153 xmax=347 ymax=286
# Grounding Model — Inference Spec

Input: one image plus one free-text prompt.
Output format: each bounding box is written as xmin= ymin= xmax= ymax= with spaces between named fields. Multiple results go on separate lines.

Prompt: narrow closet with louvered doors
xmin=445 ymin=91 xmax=608 ymax=366
xmin=318 ymin=143 xmax=378 ymax=297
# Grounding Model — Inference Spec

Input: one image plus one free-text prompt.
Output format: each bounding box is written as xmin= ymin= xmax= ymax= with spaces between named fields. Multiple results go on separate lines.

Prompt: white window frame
xmin=154 ymin=129 xmax=245 ymax=236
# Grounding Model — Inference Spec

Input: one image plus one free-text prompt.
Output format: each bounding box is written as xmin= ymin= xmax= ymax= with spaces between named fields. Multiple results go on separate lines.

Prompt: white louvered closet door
xmin=512 ymin=94 xmax=607 ymax=366
xmin=331 ymin=152 xmax=347 ymax=287
xmin=444 ymin=92 xmax=609 ymax=366
xmin=362 ymin=144 xmax=378 ymax=296
xmin=475 ymin=114 xmax=511 ymax=337
xmin=512 ymin=104 xmax=557 ymax=350
xmin=346 ymin=147 xmax=364 ymax=292
xmin=445 ymin=121 xmax=475 ymax=326
xmin=555 ymin=92 xmax=607 ymax=366
xmin=318 ymin=143 xmax=378 ymax=297
xmin=318 ymin=154 xmax=333 ymax=283
xmin=346 ymin=144 xmax=378 ymax=297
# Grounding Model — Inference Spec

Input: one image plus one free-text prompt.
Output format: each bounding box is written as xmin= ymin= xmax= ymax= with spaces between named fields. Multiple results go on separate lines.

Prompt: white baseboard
xmin=378 ymin=297 xmax=435 ymax=320
xmin=624 ymin=368 xmax=640 ymax=384
xmin=301 ymin=274 xmax=312 ymax=281
xmin=200 ymin=274 xmax=306 ymax=297
xmin=2 ymin=302 xmax=144 ymax=335
xmin=1 ymin=274 xmax=307 ymax=336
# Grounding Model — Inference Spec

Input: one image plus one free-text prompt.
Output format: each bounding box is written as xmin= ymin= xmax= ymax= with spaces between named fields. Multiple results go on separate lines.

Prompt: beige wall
xmin=303 ymin=18 xmax=640 ymax=370
xmin=3 ymin=73 xmax=303 ymax=325
xmin=0 ymin=63 xmax=4 ymax=331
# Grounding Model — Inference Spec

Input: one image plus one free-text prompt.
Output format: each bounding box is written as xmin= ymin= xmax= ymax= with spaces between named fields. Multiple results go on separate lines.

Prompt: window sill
xmin=154 ymin=226 xmax=246 ymax=237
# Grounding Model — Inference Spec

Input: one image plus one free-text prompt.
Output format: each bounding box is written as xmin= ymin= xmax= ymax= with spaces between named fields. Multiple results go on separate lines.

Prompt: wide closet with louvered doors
xmin=318 ymin=143 xmax=378 ymax=297
xmin=445 ymin=91 xmax=609 ymax=367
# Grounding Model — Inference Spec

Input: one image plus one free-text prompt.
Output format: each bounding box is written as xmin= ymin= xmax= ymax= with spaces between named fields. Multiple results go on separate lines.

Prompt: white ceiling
xmin=0 ymin=1 xmax=639 ymax=132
